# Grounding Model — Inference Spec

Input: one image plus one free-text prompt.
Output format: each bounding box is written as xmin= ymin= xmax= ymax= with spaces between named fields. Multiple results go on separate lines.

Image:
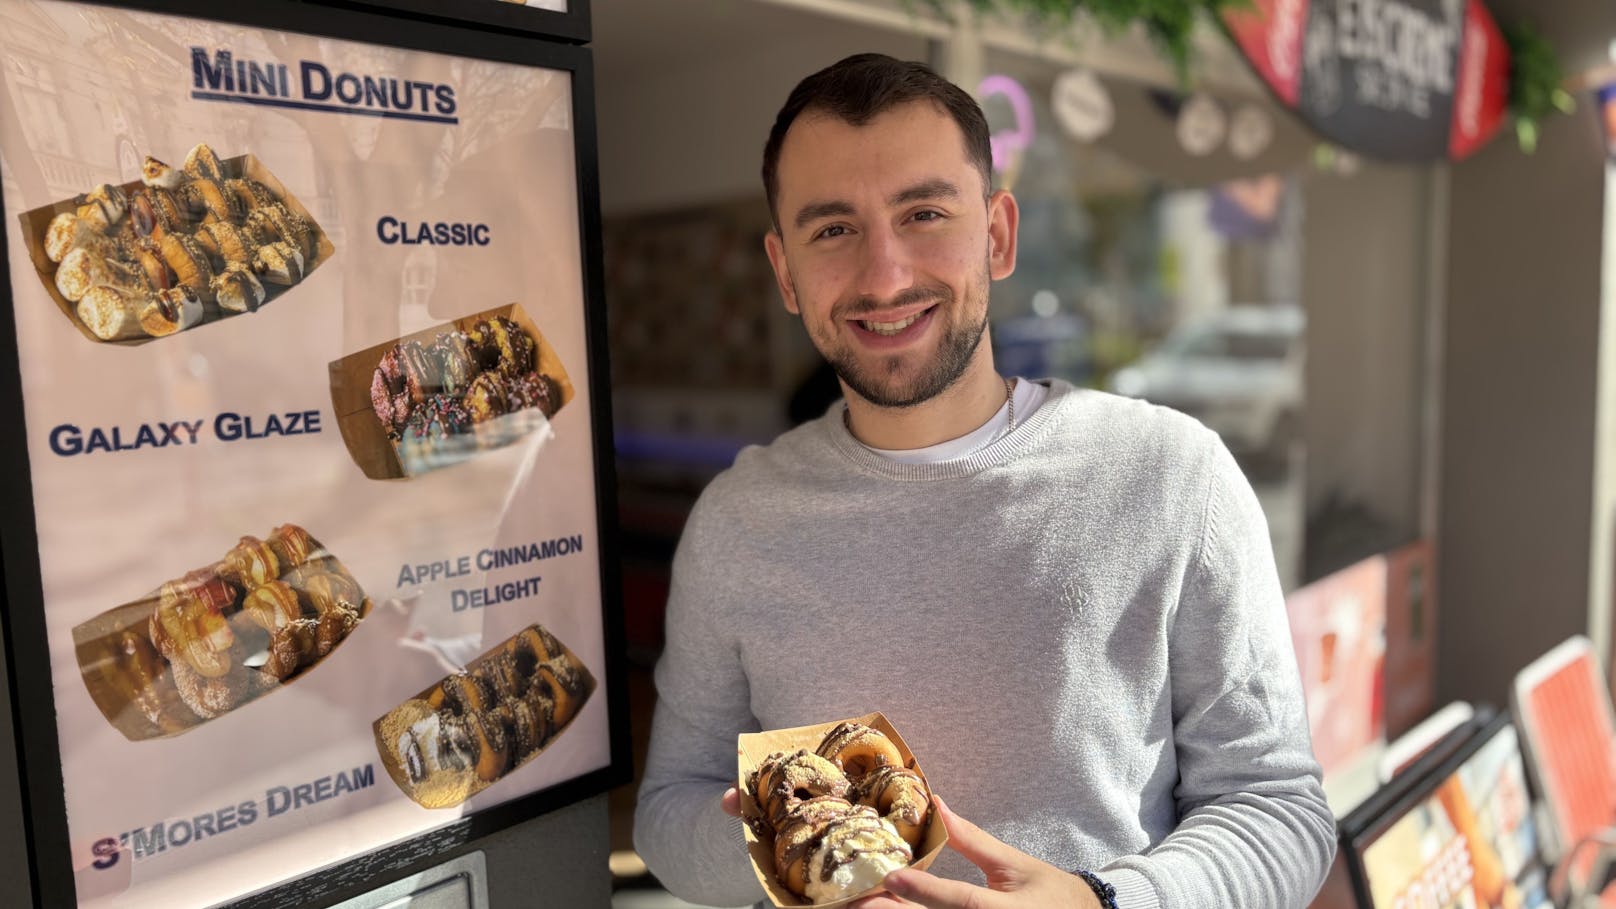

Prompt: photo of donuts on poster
xmin=0 ymin=2 xmax=610 ymax=907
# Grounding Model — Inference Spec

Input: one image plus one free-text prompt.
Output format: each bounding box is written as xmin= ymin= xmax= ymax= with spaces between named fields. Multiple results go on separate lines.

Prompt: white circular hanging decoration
xmin=1228 ymin=104 xmax=1275 ymax=160
xmin=1176 ymin=93 xmax=1226 ymax=157
xmin=1051 ymin=69 xmax=1114 ymax=142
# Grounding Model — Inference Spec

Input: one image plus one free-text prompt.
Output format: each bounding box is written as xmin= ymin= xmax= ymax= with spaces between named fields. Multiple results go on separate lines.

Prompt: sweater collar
xmin=824 ymin=378 xmax=1076 ymax=481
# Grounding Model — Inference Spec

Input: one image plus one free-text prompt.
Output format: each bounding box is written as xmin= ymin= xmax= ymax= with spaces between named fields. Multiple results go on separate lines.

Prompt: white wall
xmin=595 ymin=26 xmax=927 ymax=217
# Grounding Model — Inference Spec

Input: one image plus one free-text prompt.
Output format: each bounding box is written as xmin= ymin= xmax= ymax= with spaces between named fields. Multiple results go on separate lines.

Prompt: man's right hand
xmin=721 ymin=787 xmax=742 ymax=818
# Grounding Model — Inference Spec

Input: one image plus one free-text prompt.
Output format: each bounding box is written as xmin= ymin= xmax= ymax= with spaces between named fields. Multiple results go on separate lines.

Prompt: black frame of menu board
xmin=324 ymin=0 xmax=590 ymax=45
xmin=0 ymin=0 xmax=627 ymax=906
xmin=1337 ymin=707 xmax=1526 ymax=908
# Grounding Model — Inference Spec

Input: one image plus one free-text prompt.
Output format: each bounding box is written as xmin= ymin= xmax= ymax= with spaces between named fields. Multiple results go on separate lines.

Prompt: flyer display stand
xmin=0 ymin=0 xmax=627 ymax=906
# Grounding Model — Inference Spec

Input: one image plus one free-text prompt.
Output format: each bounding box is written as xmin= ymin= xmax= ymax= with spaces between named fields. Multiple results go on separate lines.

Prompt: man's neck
xmin=842 ymin=365 xmax=1010 ymax=450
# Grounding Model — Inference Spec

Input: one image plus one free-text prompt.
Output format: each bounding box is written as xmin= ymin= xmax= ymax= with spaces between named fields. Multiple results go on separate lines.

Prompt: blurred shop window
xmin=9 ymin=53 xmax=74 ymax=156
xmin=979 ymin=68 xmax=1307 ymax=587
xmin=1110 ymin=304 xmax=1303 ymax=473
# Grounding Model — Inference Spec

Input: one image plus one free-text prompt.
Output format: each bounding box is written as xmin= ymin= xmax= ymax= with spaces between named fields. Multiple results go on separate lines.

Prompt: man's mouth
xmin=856 ymin=305 xmax=935 ymax=337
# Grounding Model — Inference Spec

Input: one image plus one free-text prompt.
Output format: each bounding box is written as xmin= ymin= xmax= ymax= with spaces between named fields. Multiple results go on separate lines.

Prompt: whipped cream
xmin=803 ymin=816 xmax=912 ymax=903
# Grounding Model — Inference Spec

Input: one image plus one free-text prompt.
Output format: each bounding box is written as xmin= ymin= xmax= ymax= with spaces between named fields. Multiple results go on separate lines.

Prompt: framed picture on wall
xmin=332 ymin=0 xmax=590 ymax=44
xmin=0 ymin=0 xmax=626 ymax=906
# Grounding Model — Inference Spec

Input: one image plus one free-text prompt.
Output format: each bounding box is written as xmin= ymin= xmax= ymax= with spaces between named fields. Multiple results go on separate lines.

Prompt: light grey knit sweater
xmin=634 ymin=380 xmax=1335 ymax=908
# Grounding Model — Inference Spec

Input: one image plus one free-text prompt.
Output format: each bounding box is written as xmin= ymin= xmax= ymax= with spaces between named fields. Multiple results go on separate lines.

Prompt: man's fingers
xmin=882 ymin=867 xmax=1000 ymax=909
xmin=850 ymin=893 xmax=923 ymax=909
xmin=931 ymin=796 xmax=1026 ymax=875
xmin=721 ymin=787 xmax=742 ymax=818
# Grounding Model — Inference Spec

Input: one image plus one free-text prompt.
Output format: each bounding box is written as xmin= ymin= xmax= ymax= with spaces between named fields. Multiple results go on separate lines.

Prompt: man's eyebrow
xmin=793 ymin=200 xmax=856 ymax=230
xmin=890 ymin=179 xmax=961 ymax=206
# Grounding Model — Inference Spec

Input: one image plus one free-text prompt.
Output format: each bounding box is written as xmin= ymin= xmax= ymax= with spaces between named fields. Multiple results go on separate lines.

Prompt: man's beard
xmin=801 ymin=265 xmax=990 ymax=410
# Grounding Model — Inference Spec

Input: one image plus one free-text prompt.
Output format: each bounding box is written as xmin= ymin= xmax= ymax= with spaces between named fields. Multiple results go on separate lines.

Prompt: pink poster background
xmin=0 ymin=2 xmax=609 ymax=905
xmin=1285 ymin=555 xmax=1388 ymax=776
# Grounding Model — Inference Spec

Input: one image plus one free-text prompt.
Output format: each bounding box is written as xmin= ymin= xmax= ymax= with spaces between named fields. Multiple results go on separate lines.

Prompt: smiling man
xmin=633 ymin=54 xmax=1334 ymax=909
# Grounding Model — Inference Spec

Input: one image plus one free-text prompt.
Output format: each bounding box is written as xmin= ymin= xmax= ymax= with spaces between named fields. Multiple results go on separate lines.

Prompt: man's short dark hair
xmin=761 ymin=53 xmax=993 ymax=229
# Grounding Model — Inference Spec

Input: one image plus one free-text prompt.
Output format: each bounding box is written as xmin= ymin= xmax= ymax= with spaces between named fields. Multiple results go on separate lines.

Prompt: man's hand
xmin=851 ymin=797 xmax=1102 ymax=909
xmin=721 ymin=787 xmax=742 ymax=818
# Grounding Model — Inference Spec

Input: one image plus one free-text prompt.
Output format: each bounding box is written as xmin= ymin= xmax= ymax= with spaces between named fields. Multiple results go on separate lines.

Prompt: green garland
xmin=920 ymin=0 xmax=1247 ymax=81
xmin=1501 ymin=21 xmax=1574 ymax=154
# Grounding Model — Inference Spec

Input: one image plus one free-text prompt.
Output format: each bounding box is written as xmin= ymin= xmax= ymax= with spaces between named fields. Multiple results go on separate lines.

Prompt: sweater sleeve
xmin=1102 ymin=436 xmax=1336 ymax=908
xmin=633 ymin=496 xmax=767 ymax=908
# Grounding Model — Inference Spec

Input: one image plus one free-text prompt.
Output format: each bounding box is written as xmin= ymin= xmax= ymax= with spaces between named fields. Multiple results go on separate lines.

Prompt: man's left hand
xmin=851 ymin=796 xmax=1102 ymax=909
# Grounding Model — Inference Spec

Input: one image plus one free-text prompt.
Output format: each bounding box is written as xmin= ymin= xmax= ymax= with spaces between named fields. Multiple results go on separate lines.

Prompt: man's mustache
xmin=833 ymin=285 xmax=952 ymax=320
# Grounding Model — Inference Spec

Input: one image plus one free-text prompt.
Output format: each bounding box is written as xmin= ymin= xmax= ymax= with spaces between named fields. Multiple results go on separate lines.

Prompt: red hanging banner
xmin=1221 ymin=0 xmax=1510 ymax=161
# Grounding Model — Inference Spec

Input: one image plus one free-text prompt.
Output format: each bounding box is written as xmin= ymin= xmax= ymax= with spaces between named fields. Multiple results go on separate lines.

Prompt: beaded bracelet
xmin=1076 ymin=870 xmax=1120 ymax=909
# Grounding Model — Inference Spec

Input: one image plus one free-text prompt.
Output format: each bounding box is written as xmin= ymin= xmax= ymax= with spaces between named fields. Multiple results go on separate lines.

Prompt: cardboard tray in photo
xmin=71 ymin=539 xmax=368 ymax=742
xmin=371 ymin=622 xmax=596 ymax=809
xmin=737 ymin=712 xmax=947 ymax=908
xmin=17 ymin=152 xmax=336 ymax=345
xmin=328 ymin=302 xmax=575 ymax=480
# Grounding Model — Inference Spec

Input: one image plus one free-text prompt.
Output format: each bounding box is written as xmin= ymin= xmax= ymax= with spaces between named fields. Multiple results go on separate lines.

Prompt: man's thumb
xmin=933 ymin=796 xmax=1026 ymax=875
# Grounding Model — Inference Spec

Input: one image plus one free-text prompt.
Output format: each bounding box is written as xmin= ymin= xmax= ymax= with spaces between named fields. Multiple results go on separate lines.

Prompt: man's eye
xmin=912 ymin=210 xmax=943 ymax=223
xmin=815 ymin=225 xmax=849 ymax=240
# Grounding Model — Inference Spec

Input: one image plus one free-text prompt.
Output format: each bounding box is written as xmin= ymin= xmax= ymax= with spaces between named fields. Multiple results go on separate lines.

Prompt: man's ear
xmin=987 ymin=189 xmax=1019 ymax=281
xmin=763 ymin=229 xmax=800 ymax=315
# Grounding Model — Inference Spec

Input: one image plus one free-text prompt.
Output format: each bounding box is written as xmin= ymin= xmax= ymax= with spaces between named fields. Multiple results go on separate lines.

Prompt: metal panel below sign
xmin=330 ymin=852 xmax=489 ymax=909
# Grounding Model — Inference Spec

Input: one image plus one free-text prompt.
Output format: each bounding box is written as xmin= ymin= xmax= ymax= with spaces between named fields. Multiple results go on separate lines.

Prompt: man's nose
xmin=854 ymin=223 xmax=914 ymax=303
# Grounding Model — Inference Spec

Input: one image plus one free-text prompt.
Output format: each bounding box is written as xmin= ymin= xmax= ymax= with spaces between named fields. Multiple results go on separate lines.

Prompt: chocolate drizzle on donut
xmin=749 ymin=722 xmax=933 ymax=899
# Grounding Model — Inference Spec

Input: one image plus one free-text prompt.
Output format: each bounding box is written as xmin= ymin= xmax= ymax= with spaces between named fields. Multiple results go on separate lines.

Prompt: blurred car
xmin=1109 ymin=305 xmax=1303 ymax=465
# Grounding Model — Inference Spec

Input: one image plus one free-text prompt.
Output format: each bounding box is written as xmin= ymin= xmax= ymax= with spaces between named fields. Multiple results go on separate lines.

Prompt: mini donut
xmin=469 ymin=712 xmax=511 ymax=781
xmin=313 ymin=602 xmax=360 ymax=657
xmin=507 ymin=625 xmax=563 ymax=665
xmin=242 ymin=580 xmax=302 ymax=631
xmin=772 ymin=796 xmax=858 ymax=897
xmin=223 ymin=535 xmax=280 ymax=588
xmin=463 ymin=370 xmax=509 ymax=424
xmin=481 ymin=316 xmax=535 ymax=374
xmin=815 ymin=721 xmax=904 ymax=778
xmin=150 ymin=584 xmax=236 ymax=678
xmin=157 ymin=232 xmax=215 ymax=297
xmin=196 ymin=220 xmax=253 ymax=266
xmin=371 ymin=346 xmax=411 ymax=436
xmin=161 ymin=568 xmax=233 ymax=616
xmin=226 ymin=177 xmax=278 ymax=211
xmin=168 ymin=644 xmax=270 ymax=718
xmin=533 ymin=658 xmax=583 ymax=729
xmin=435 ymin=331 xmax=476 ymax=394
xmin=753 ymin=749 xmax=850 ymax=827
xmin=181 ymin=177 xmax=241 ymax=223
xmin=267 ymin=524 xmax=317 ymax=569
xmin=430 ymin=671 xmax=495 ymax=716
xmin=488 ymin=697 xmax=545 ymax=757
xmin=212 ymin=263 xmax=266 ymax=314
xmin=184 ymin=143 xmax=226 ymax=182
xmin=259 ymin=202 xmax=314 ymax=260
xmin=262 ymin=618 xmax=319 ymax=680
xmin=481 ymin=652 xmax=527 ymax=701
xmin=302 ymin=570 xmax=361 ymax=616
xmin=112 ymin=627 xmax=197 ymax=733
xmin=133 ymin=246 xmax=173 ymax=292
xmin=251 ymin=239 xmax=303 ymax=285
xmin=139 ymin=285 xmax=205 ymax=336
xmin=398 ymin=339 xmax=442 ymax=405
xmin=852 ymin=765 xmax=931 ymax=848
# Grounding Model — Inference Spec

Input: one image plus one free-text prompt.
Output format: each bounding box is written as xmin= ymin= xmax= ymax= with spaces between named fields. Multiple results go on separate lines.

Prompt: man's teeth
xmin=861 ymin=312 xmax=922 ymax=336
